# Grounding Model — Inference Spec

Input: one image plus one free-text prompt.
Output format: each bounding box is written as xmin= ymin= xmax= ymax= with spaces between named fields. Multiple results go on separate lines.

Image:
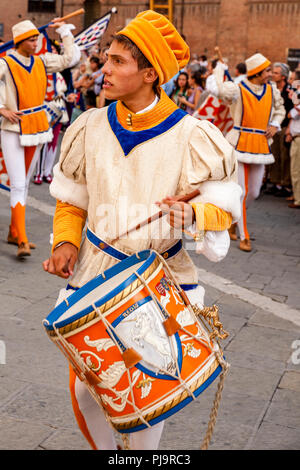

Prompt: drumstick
xmin=112 ymin=189 xmax=200 ymax=243
xmin=53 ymin=8 xmax=85 ymax=23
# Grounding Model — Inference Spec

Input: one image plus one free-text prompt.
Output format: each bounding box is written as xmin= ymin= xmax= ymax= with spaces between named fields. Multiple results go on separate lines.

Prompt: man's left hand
xmin=265 ymin=125 xmax=278 ymax=139
xmin=48 ymin=18 xmax=66 ymax=29
xmin=156 ymin=196 xmax=195 ymax=229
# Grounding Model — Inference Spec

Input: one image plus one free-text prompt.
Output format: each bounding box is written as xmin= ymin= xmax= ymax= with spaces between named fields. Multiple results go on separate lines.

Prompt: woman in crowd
xmin=178 ymin=69 xmax=204 ymax=114
xmin=170 ymin=71 xmax=190 ymax=110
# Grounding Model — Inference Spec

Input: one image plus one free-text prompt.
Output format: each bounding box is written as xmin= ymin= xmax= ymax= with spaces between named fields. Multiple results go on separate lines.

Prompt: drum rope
xmin=52 ymin=320 xmax=118 ymax=435
xmin=137 ymin=261 xmax=213 ymax=350
xmin=153 ymin=251 xmax=230 ymax=450
xmin=121 ymin=433 xmax=130 ymax=450
xmin=133 ymin=269 xmax=196 ymax=401
xmin=52 ymin=320 xmax=88 ymax=382
xmin=200 ymin=353 xmax=230 ymax=450
xmin=48 ymin=319 xmax=134 ymax=448
xmin=48 ymin=250 xmax=229 ymax=451
xmin=91 ymin=303 xmax=152 ymax=430
xmin=154 ymin=252 xmax=214 ymax=338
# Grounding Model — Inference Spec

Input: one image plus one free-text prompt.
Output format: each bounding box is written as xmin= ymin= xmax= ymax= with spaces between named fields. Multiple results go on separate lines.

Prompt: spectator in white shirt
xmin=285 ymin=71 xmax=300 ymax=208
xmin=233 ymin=62 xmax=247 ymax=84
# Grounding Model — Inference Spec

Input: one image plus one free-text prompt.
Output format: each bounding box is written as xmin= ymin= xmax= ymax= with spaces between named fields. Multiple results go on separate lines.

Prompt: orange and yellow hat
xmin=117 ymin=10 xmax=190 ymax=85
xmin=12 ymin=20 xmax=39 ymax=45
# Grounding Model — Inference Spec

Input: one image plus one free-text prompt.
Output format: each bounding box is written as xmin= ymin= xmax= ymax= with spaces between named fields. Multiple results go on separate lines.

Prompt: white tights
xmin=237 ymin=162 xmax=265 ymax=240
xmin=1 ymin=129 xmax=41 ymax=207
xmin=73 ymin=375 xmax=165 ymax=450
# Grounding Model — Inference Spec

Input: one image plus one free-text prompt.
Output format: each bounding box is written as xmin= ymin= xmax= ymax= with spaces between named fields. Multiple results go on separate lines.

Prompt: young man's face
xmin=101 ymin=40 xmax=151 ymax=101
xmin=17 ymin=35 xmax=39 ymax=56
xmin=258 ymin=66 xmax=272 ymax=85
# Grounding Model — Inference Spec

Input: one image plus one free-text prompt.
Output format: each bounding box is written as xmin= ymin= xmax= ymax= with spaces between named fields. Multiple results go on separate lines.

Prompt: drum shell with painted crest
xmin=43 ymin=250 xmax=223 ymax=433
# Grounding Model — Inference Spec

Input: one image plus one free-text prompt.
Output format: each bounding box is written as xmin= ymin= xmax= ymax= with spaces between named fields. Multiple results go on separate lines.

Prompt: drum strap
xmin=86 ymin=226 xmax=183 ymax=262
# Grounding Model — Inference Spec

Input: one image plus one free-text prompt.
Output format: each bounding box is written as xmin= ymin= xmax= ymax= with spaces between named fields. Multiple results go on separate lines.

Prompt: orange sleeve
xmin=191 ymin=202 xmax=232 ymax=232
xmin=52 ymin=200 xmax=87 ymax=252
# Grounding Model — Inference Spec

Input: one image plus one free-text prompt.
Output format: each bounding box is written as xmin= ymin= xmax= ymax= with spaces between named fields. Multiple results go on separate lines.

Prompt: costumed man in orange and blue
xmin=211 ymin=53 xmax=285 ymax=251
xmin=43 ymin=11 xmax=242 ymax=450
xmin=0 ymin=18 xmax=80 ymax=257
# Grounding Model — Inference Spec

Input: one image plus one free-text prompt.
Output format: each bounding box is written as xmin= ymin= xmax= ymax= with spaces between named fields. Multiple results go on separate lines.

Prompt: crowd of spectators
xmin=26 ymin=38 xmax=300 ymax=208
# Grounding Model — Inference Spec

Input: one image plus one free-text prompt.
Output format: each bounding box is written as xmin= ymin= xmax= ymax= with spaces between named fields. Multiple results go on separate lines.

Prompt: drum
xmin=43 ymin=250 xmax=227 ymax=434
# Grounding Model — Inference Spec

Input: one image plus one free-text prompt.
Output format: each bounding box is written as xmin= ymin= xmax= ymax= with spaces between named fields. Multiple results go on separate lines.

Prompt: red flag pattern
xmin=196 ymin=94 xmax=233 ymax=136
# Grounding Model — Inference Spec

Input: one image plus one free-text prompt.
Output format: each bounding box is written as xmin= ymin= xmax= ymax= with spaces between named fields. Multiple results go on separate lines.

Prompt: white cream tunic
xmin=50 ymin=95 xmax=241 ymax=288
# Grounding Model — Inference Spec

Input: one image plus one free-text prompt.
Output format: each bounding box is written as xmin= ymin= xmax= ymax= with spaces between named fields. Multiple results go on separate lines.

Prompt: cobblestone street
xmin=0 ymin=180 xmax=299 ymax=451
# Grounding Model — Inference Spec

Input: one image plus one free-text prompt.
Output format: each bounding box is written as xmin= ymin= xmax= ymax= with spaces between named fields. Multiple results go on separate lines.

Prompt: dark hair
xmin=50 ymin=39 xmax=61 ymax=54
xmin=174 ymin=71 xmax=189 ymax=93
xmin=15 ymin=34 xmax=38 ymax=49
xmin=111 ymin=34 xmax=159 ymax=90
xmin=211 ymin=59 xmax=218 ymax=70
xmin=85 ymin=89 xmax=97 ymax=107
xmin=191 ymin=70 xmax=205 ymax=88
xmin=248 ymin=69 xmax=264 ymax=81
xmin=236 ymin=62 xmax=246 ymax=74
xmin=111 ymin=34 xmax=153 ymax=70
xmin=200 ymin=55 xmax=207 ymax=61
xmin=90 ymin=56 xmax=101 ymax=67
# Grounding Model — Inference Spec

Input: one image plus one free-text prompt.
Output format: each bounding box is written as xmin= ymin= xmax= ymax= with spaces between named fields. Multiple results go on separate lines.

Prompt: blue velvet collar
xmin=107 ymin=101 xmax=187 ymax=156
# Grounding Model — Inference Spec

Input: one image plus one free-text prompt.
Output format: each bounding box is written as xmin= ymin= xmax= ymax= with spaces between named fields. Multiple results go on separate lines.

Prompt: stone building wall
xmin=1 ymin=0 xmax=299 ymax=71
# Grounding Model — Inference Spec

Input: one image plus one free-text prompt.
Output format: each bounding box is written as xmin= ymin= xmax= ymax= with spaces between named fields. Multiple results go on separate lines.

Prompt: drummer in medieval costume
xmin=43 ymin=10 xmax=242 ymax=450
xmin=0 ymin=18 xmax=80 ymax=257
xmin=212 ymin=53 xmax=285 ymax=251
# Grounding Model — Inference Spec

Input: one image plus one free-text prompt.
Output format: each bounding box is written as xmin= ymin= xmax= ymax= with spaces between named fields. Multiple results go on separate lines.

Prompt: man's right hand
xmin=42 ymin=242 xmax=78 ymax=279
xmin=0 ymin=108 xmax=23 ymax=124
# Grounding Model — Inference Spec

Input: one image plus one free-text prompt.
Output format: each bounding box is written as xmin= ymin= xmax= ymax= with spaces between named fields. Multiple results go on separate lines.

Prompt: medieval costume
xmin=48 ymin=10 xmax=241 ymax=450
xmin=0 ymin=19 xmax=80 ymax=256
xmin=34 ymin=71 xmax=69 ymax=185
xmin=212 ymin=53 xmax=285 ymax=250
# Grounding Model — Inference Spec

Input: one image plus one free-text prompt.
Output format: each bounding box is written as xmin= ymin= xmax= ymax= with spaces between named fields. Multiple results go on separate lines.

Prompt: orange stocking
xmin=11 ymin=203 xmax=28 ymax=245
xmin=25 ymin=146 xmax=37 ymax=174
xmin=9 ymin=146 xmax=36 ymax=244
xmin=9 ymin=221 xmax=18 ymax=239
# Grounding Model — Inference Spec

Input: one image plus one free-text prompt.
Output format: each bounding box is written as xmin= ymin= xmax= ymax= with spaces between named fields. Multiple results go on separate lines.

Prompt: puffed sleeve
xmin=179 ymin=118 xmax=237 ymax=194
xmin=213 ymin=62 xmax=240 ymax=103
xmin=42 ymin=25 xmax=81 ymax=73
xmin=0 ymin=60 xmax=7 ymax=108
xmin=269 ymin=82 xmax=285 ymax=129
xmin=50 ymin=108 xmax=96 ymax=210
xmin=179 ymin=118 xmax=242 ymax=261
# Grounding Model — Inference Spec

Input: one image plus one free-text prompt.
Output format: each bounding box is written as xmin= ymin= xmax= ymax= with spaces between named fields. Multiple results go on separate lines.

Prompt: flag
xmin=35 ymin=28 xmax=57 ymax=101
xmin=74 ymin=8 xmax=117 ymax=51
xmin=195 ymin=94 xmax=234 ymax=136
xmin=194 ymin=68 xmax=234 ymax=136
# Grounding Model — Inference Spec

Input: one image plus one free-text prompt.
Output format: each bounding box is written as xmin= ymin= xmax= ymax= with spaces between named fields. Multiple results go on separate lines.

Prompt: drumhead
xmin=44 ymin=250 xmax=158 ymax=332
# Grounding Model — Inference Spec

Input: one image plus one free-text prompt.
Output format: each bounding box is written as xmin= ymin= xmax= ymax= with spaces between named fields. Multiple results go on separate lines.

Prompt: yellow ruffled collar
xmin=116 ymin=88 xmax=178 ymax=131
